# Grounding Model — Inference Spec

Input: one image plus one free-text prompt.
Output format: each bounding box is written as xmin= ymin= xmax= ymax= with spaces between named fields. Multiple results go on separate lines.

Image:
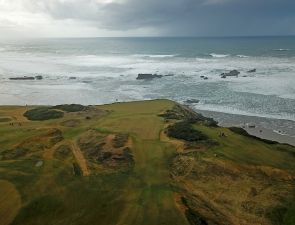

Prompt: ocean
xmin=0 ymin=37 xmax=295 ymax=141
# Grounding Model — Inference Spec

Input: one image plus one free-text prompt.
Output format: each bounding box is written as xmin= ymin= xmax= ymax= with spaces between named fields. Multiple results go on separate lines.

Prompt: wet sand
xmin=195 ymin=109 xmax=295 ymax=146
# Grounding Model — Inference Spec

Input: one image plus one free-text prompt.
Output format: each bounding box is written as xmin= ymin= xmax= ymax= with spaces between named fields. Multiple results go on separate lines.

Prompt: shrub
xmin=167 ymin=121 xmax=208 ymax=142
xmin=24 ymin=108 xmax=64 ymax=121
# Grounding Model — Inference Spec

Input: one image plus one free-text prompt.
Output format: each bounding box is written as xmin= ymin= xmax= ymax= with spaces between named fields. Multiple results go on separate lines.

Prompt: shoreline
xmin=194 ymin=108 xmax=295 ymax=146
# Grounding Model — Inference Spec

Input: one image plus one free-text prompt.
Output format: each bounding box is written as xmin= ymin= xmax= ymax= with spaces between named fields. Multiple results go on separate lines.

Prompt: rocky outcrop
xmin=136 ymin=74 xmax=163 ymax=80
xmin=220 ymin=70 xmax=240 ymax=78
xmin=200 ymin=76 xmax=209 ymax=80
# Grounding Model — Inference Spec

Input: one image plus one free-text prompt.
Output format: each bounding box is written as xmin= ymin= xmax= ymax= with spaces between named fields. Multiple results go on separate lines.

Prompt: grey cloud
xmin=22 ymin=0 xmax=295 ymax=36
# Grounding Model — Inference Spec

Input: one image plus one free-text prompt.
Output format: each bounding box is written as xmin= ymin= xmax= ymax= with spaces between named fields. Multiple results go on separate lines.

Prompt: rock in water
xmin=227 ymin=70 xmax=240 ymax=76
xmin=220 ymin=70 xmax=240 ymax=78
xmin=35 ymin=75 xmax=43 ymax=80
xmin=185 ymin=99 xmax=200 ymax=104
xmin=164 ymin=74 xmax=174 ymax=77
xmin=248 ymin=69 xmax=256 ymax=73
xmin=9 ymin=76 xmax=35 ymax=80
xmin=136 ymin=74 xmax=163 ymax=80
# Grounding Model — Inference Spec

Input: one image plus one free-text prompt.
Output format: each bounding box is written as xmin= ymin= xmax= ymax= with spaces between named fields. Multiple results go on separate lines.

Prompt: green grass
xmin=283 ymin=201 xmax=295 ymax=225
xmin=62 ymin=127 xmax=87 ymax=139
xmin=194 ymin=124 xmax=295 ymax=171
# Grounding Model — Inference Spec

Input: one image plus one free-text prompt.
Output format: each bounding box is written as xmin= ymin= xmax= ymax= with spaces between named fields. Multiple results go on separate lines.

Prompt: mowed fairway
xmin=98 ymin=100 xmax=188 ymax=225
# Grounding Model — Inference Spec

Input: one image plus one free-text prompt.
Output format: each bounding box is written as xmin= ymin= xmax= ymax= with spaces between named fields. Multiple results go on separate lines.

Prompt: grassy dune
xmin=0 ymin=100 xmax=294 ymax=225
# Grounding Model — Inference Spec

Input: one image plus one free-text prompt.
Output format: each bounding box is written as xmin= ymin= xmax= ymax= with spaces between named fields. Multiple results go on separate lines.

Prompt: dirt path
xmin=70 ymin=140 xmax=90 ymax=176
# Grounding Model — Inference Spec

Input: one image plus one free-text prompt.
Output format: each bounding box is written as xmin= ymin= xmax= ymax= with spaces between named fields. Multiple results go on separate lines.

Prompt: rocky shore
xmin=194 ymin=109 xmax=295 ymax=146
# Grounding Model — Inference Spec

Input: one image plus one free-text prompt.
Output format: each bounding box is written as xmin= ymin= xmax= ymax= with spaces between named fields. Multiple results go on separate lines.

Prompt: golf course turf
xmin=0 ymin=100 xmax=294 ymax=225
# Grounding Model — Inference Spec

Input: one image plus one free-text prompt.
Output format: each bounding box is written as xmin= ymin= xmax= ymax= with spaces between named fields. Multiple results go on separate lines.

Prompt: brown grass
xmin=70 ymin=140 xmax=90 ymax=176
xmin=0 ymin=180 xmax=21 ymax=225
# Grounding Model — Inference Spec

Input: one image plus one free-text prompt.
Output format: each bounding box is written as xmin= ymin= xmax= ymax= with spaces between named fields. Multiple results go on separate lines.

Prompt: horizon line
xmin=2 ymin=35 xmax=295 ymax=40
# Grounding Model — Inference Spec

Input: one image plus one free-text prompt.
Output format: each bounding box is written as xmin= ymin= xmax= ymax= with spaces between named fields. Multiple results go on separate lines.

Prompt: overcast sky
xmin=0 ymin=0 xmax=295 ymax=38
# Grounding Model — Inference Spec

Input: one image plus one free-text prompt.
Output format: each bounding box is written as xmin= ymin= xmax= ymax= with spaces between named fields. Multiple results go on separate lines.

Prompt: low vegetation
xmin=112 ymin=133 xmax=129 ymax=148
xmin=167 ymin=121 xmax=208 ymax=142
xmin=54 ymin=145 xmax=72 ymax=160
xmin=23 ymin=104 xmax=90 ymax=121
xmin=159 ymin=104 xmax=203 ymax=121
xmin=24 ymin=107 xmax=64 ymax=121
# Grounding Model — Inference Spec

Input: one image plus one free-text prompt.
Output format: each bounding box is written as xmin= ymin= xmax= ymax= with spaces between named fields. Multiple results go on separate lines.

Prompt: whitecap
xmin=273 ymin=49 xmax=290 ymax=51
xmin=236 ymin=55 xmax=249 ymax=58
xmin=133 ymin=54 xmax=177 ymax=58
xmin=209 ymin=53 xmax=229 ymax=58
